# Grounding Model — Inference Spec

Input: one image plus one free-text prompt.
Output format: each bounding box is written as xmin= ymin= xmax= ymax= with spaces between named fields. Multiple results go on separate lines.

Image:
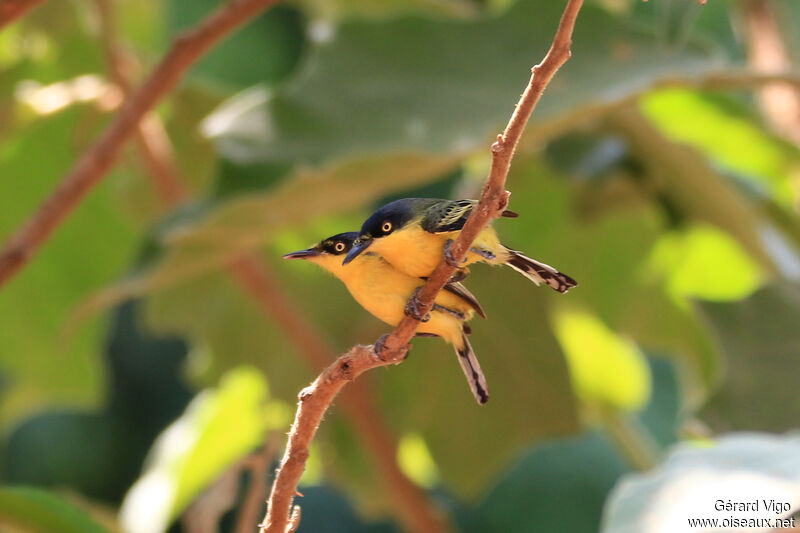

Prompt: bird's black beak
xmin=283 ymin=247 xmax=321 ymax=260
xmin=342 ymin=238 xmax=372 ymax=265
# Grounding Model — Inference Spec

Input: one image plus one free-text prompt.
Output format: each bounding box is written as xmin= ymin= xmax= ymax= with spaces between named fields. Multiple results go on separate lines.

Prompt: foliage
xmin=1 ymin=0 xmax=800 ymax=532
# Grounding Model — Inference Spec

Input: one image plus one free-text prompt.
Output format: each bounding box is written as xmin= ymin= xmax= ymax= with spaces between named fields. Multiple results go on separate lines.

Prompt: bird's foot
xmin=448 ymin=269 xmax=468 ymax=283
xmin=404 ymin=287 xmax=431 ymax=322
xmin=374 ymin=334 xmax=410 ymax=361
xmin=470 ymin=247 xmax=495 ymax=260
xmin=444 ymin=239 xmax=467 ymax=268
xmin=373 ymin=334 xmax=389 ymax=359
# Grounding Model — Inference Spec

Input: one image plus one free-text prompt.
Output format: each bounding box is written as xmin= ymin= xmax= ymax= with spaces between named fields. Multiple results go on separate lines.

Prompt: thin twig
xmin=0 ymin=0 xmax=47 ymax=29
xmin=259 ymin=1 xmax=585 ymax=531
xmin=0 ymin=0 xmax=282 ymax=289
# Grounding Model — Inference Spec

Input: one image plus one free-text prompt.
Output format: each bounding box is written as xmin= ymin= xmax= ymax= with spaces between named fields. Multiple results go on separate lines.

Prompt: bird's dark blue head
xmin=284 ymin=232 xmax=359 ymax=260
xmin=343 ymin=199 xmax=427 ymax=265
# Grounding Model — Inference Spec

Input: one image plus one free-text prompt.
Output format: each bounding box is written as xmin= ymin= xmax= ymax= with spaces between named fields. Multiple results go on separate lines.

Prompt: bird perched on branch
xmin=284 ymin=232 xmax=490 ymax=404
xmin=343 ymin=198 xmax=577 ymax=293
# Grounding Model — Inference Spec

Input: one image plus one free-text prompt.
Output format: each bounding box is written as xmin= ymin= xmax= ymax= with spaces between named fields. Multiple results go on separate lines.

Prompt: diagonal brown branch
xmin=0 ymin=0 xmax=47 ymax=29
xmin=90 ymin=2 xmax=450 ymax=530
xmin=259 ymin=1 xmax=585 ymax=532
xmin=0 ymin=0 xmax=282 ymax=289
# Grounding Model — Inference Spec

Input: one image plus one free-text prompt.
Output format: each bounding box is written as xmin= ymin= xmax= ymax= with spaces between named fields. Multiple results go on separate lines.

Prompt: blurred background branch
xmin=0 ymin=0 xmax=282 ymax=287
xmin=0 ymin=0 xmax=47 ymax=29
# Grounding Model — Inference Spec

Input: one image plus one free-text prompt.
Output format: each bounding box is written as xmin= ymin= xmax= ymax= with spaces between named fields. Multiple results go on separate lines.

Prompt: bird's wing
xmin=420 ymin=199 xmax=518 ymax=232
xmin=441 ymin=281 xmax=487 ymax=319
xmin=420 ymin=199 xmax=477 ymax=233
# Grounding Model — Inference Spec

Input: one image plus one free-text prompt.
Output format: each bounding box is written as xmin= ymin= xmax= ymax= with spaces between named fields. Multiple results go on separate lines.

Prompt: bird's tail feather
xmin=503 ymin=247 xmax=577 ymax=294
xmin=455 ymin=331 xmax=489 ymax=405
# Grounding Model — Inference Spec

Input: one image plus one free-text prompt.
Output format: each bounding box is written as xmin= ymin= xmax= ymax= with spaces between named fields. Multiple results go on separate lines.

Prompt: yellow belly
xmin=335 ymin=254 xmax=474 ymax=347
xmin=372 ymin=224 xmax=503 ymax=278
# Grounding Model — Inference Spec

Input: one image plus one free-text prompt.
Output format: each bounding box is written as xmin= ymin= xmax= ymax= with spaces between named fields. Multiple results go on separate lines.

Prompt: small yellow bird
xmin=343 ymin=198 xmax=577 ymax=293
xmin=284 ymin=232 xmax=490 ymax=404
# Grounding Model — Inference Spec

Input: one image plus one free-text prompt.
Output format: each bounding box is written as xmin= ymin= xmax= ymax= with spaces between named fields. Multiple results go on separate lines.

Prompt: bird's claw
xmin=404 ymin=287 xmax=431 ymax=322
xmin=374 ymin=334 xmax=410 ymax=361
xmin=448 ymin=269 xmax=468 ymax=283
xmin=444 ymin=239 xmax=467 ymax=268
xmin=373 ymin=334 xmax=390 ymax=360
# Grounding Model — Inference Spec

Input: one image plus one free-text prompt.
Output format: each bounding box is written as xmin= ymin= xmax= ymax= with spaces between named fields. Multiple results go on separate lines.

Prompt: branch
xmin=0 ymin=0 xmax=47 ymax=29
xmin=0 ymin=0 xmax=281 ymax=289
xmin=260 ymin=1 xmax=585 ymax=531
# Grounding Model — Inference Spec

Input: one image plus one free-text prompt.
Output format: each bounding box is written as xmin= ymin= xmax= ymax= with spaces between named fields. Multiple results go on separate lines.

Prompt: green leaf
xmin=120 ymin=367 xmax=286 ymax=533
xmin=74 ymin=153 xmax=463 ymax=316
xmin=698 ymin=284 xmax=800 ymax=432
xmin=0 ymin=486 xmax=110 ymax=533
xmin=602 ymin=434 xmax=800 ymax=533
xmin=478 ymin=433 xmax=629 ymax=533
xmin=646 ymin=224 xmax=763 ymax=302
xmin=552 ymin=306 xmax=652 ymax=412
xmin=640 ymin=88 xmax=800 ymax=207
xmin=166 ymin=1 xmax=306 ymax=91
xmin=205 ymin=1 xmax=721 ymax=164
xmin=0 ymin=109 xmax=139 ymax=427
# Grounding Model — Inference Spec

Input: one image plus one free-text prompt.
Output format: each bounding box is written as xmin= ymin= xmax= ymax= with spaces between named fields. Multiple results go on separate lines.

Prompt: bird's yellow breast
xmin=370 ymin=223 xmax=503 ymax=278
xmin=311 ymin=252 xmax=473 ymax=346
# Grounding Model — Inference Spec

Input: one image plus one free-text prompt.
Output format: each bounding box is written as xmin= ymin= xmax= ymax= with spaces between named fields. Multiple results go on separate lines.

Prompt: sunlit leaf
xmin=640 ymin=88 xmax=800 ymax=206
xmin=647 ymin=224 xmax=762 ymax=302
xmin=397 ymin=433 xmax=439 ymax=489
xmin=552 ymin=307 xmax=651 ymax=412
xmin=120 ymin=367 xmax=286 ymax=533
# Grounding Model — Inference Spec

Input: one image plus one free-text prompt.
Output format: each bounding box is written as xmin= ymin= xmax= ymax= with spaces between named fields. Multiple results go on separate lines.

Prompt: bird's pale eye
xmin=381 ymin=221 xmax=393 ymax=233
xmin=334 ymin=242 xmax=346 ymax=252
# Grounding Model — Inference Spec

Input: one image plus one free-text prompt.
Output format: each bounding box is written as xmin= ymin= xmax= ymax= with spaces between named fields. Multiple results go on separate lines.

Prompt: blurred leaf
xmin=397 ymin=433 xmax=439 ymax=489
xmin=477 ymin=433 xmax=629 ymax=533
xmin=637 ymin=356 xmax=682 ymax=449
xmin=167 ymin=2 xmax=306 ymax=91
xmin=609 ymin=106 xmax=776 ymax=272
xmin=552 ymin=307 xmax=652 ymax=411
xmin=646 ymin=224 xmax=762 ymax=302
xmin=2 ymin=303 xmax=192 ymax=503
xmin=640 ymin=88 xmax=800 ymax=207
xmin=120 ymin=367 xmax=284 ymax=533
xmin=76 ymin=153 xmax=463 ymax=316
xmin=602 ymin=433 xmax=800 ymax=533
xmin=293 ymin=486 xmax=399 ymax=533
xmin=698 ymin=284 xmax=800 ymax=432
xmin=296 ymin=0 xmax=481 ymax=20
xmin=0 ymin=109 xmax=139 ymax=427
xmin=205 ymin=1 xmax=721 ymax=165
xmin=0 ymin=486 xmax=110 ymax=533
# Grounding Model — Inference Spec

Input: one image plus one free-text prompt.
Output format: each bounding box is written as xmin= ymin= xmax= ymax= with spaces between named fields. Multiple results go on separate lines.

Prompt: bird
xmin=343 ymin=198 xmax=577 ymax=293
xmin=284 ymin=232 xmax=490 ymax=405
